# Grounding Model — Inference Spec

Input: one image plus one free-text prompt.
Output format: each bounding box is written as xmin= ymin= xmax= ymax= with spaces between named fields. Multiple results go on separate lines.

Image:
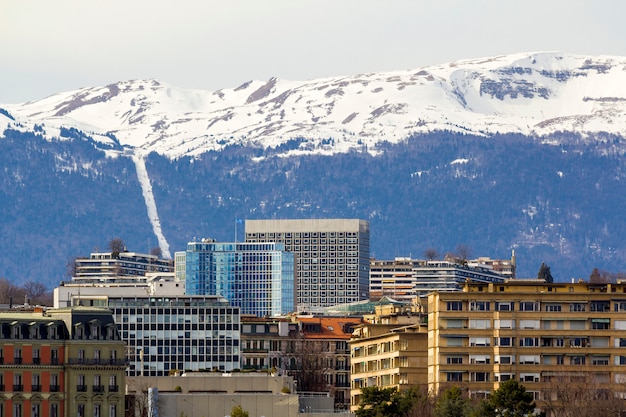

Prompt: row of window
xmin=447 ymin=318 xmax=613 ymax=330
xmin=446 ymin=300 xmax=616 ymax=312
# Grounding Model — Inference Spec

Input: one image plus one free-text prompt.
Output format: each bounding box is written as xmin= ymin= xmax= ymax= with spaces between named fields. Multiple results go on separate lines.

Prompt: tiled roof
xmin=297 ymin=316 xmax=363 ymax=339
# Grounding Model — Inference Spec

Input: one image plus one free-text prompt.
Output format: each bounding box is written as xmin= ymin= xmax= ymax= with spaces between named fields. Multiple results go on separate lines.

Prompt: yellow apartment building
xmin=349 ymin=305 xmax=427 ymax=411
xmin=428 ymin=280 xmax=626 ymax=412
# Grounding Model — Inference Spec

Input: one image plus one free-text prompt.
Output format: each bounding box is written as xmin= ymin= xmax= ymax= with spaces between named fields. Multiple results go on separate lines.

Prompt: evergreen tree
xmin=435 ymin=386 xmax=468 ymax=417
xmin=489 ymin=379 xmax=535 ymax=417
xmin=537 ymin=262 xmax=554 ymax=283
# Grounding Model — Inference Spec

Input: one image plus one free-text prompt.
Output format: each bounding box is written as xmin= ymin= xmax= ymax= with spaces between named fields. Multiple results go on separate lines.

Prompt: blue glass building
xmin=182 ymin=239 xmax=295 ymax=317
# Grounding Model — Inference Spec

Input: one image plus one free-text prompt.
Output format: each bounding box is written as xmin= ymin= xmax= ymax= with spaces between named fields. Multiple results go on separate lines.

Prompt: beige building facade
xmin=428 ymin=280 xmax=626 ymax=411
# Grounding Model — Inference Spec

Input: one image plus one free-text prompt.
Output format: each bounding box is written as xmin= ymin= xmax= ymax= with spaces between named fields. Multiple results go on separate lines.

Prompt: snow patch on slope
xmin=132 ymin=151 xmax=171 ymax=258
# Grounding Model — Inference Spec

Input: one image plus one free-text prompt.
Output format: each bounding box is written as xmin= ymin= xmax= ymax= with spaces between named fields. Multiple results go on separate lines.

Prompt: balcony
xmin=77 ymin=385 xmax=87 ymax=392
xmin=50 ymin=384 xmax=60 ymax=392
xmin=33 ymin=358 xmax=41 ymax=365
xmin=51 ymin=358 xmax=60 ymax=365
xmin=13 ymin=384 xmax=23 ymax=391
xmin=92 ymin=385 xmax=105 ymax=393
xmin=0 ymin=384 xmax=4 ymax=391
xmin=14 ymin=358 xmax=23 ymax=365
xmin=31 ymin=384 xmax=41 ymax=392
xmin=109 ymin=385 xmax=119 ymax=392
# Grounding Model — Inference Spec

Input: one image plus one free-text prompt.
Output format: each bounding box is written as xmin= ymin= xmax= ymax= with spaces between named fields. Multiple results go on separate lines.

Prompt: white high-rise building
xmin=245 ymin=219 xmax=370 ymax=311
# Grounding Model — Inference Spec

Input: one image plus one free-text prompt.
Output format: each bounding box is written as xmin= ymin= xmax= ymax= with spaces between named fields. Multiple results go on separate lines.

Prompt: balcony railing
xmin=92 ymin=385 xmax=105 ymax=393
xmin=13 ymin=384 xmax=23 ymax=391
xmin=31 ymin=384 xmax=41 ymax=392
xmin=51 ymin=358 xmax=60 ymax=365
xmin=77 ymin=385 xmax=87 ymax=392
xmin=0 ymin=384 xmax=5 ymax=391
xmin=32 ymin=358 xmax=41 ymax=365
xmin=109 ymin=385 xmax=119 ymax=392
xmin=50 ymin=384 xmax=60 ymax=392
xmin=14 ymin=358 xmax=23 ymax=364
xmin=68 ymin=358 xmax=126 ymax=366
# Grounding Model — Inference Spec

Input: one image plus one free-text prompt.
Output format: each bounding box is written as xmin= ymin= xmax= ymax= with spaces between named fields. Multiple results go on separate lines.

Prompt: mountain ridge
xmin=3 ymin=51 xmax=626 ymax=159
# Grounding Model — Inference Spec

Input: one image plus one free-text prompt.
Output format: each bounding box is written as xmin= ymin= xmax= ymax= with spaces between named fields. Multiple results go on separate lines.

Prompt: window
xmin=591 ymin=301 xmax=610 ymax=312
xmin=469 ymin=319 xmax=490 ymax=329
xmin=570 ymin=303 xmax=586 ymax=312
xmin=94 ymin=350 xmax=101 ymax=361
xmin=447 ymin=372 xmax=463 ymax=382
xmin=519 ymin=319 xmax=540 ymax=329
xmin=592 ymin=356 xmax=610 ymax=366
xmin=495 ymin=373 xmax=514 ymax=382
xmin=94 ymin=405 xmax=101 ymax=417
xmin=78 ymin=349 xmax=85 ymax=361
xmin=470 ymin=355 xmax=490 ymax=364
xmin=31 ymin=403 xmax=40 ymax=417
xmin=50 ymin=404 xmax=59 ymax=417
xmin=519 ymin=337 xmax=539 ymax=347
xmin=14 ymin=348 xmax=22 ymax=364
xmin=447 ymin=356 xmax=463 ymax=365
xmin=470 ymin=301 xmax=489 ymax=311
xmin=51 ymin=349 xmax=59 ymax=365
xmin=33 ymin=348 xmax=40 ymax=364
xmin=447 ymin=301 xmax=462 ymax=311
xmin=545 ymin=304 xmax=561 ymax=312
xmin=78 ymin=404 xmax=85 ymax=417
xmin=109 ymin=375 xmax=117 ymax=391
xmin=495 ymin=337 xmax=513 ymax=347
xmin=13 ymin=403 xmax=22 ymax=417
xmin=494 ymin=319 xmax=514 ymax=329
xmin=570 ymin=356 xmax=586 ymax=365
xmin=32 ymin=374 xmax=41 ymax=391
xmin=495 ymin=355 xmax=514 ymax=365
xmin=519 ymin=301 xmax=539 ymax=311
xmin=50 ymin=374 xmax=59 ymax=392
xmin=470 ymin=337 xmax=490 ymax=347
xmin=520 ymin=373 xmax=540 ymax=383
xmin=472 ymin=372 xmax=489 ymax=382
xmin=446 ymin=319 xmax=464 ymax=329
xmin=109 ymin=404 xmax=116 ymax=417
xmin=495 ymin=302 xmax=513 ymax=311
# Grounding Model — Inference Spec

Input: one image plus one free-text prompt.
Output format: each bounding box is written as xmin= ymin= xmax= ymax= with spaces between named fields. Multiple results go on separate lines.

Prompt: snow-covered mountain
xmin=3 ymin=52 xmax=626 ymax=159
xmin=2 ymin=51 xmax=626 ymax=286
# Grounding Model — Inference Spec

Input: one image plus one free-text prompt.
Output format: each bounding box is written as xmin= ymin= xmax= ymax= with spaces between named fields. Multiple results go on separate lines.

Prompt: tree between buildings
xmin=537 ymin=262 xmax=554 ymax=283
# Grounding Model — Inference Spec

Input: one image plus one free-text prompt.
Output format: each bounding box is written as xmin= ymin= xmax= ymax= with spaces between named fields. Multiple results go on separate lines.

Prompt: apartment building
xmin=427 ymin=280 xmax=626 ymax=411
xmin=239 ymin=315 xmax=361 ymax=410
xmin=72 ymin=251 xmax=173 ymax=282
xmin=179 ymin=238 xmax=295 ymax=316
xmin=369 ymin=256 xmax=512 ymax=301
xmin=0 ymin=306 xmax=126 ymax=417
xmin=245 ymin=219 xmax=370 ymax=311
xmin=349 ymin=305 xmax=428 ymax=411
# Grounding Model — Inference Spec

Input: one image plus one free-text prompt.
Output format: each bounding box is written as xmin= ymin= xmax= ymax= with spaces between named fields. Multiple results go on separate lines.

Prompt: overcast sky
xmin=1 ymin=0 xmax=625 ymax=103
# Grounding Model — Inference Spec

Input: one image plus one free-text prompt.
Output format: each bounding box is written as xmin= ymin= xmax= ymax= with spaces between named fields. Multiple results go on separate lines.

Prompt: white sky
xmin=1 ymin=0 xmax=625 ymax=103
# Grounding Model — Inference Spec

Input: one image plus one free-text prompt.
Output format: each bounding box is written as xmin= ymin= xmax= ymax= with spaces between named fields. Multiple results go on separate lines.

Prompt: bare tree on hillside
xmin=424 ymin=248 xmax=439 ymax=260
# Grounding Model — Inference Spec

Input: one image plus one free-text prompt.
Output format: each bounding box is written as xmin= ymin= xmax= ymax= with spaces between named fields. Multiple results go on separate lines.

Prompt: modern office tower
xmin=0 ymin=306 xmax=126 ymax=417
xmin=245 ymin=219 xmax=370 ymax=310
xmin=56 ymin=286 xmax=240 ymax=377
xmin=72 ymin=250 xmax=174 ymax=282
xmin=181 ymin=239 xmax=295 ymax=317
xmin=427 ymin=280 xmax=626 ymax=412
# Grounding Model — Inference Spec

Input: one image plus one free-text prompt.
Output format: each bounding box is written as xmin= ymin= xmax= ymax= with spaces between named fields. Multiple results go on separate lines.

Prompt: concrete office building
xmin=55 ymin=279 xmax=240 ymax=377
xmin=180 ymin=239 xmax=295 ymax=317
xmin=245 ymin=219 xmax=370 ymax=311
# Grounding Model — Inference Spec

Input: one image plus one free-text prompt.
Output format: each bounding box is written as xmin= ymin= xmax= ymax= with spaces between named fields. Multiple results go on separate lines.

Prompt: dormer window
xmin=75 ymin=324 xmax=85 ymax=339
xmin=11 ymin=322 xmax=21 ymax=339
xmin=47 ymin=323 xmax=59 ymax=340
xmin=29 ymin=323 xmax=41 ymax=339
xmin=89 ymin=320 xmax=101 ymax=340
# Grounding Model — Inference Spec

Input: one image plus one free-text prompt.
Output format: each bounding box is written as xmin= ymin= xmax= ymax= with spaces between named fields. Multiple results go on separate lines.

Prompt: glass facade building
xmin=183 ymin=240 xmax=295 ymax=317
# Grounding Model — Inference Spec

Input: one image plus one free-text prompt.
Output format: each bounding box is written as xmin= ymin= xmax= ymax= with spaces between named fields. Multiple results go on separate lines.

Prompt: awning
xmin=591 ymin=318 xmax=610 ymax=323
